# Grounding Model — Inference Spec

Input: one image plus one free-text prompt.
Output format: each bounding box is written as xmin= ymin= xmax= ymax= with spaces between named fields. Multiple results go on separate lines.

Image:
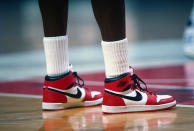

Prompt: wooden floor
xmin=1 ymin=63 xmax=194 ymax=131
xmin=0 ymin=96 xmax=194 ymax=131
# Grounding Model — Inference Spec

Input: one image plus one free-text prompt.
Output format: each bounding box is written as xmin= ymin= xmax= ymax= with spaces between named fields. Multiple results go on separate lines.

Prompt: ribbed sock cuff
xmin=43 ymin=35 xmax=69 ymax=76
xmin=101 ymin=38 xmax=130 ymax=78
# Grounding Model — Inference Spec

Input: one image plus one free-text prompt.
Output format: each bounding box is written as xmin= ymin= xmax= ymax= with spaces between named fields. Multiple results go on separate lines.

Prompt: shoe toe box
xmin=157 ymin=95 xmax=175 ymax=104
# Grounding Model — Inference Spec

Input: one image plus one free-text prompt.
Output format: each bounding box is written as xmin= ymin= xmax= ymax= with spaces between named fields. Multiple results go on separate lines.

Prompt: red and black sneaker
xmin=42 ymin=71 xmax=103 ymax=110
xmin=102 ymin=68 xmax=176 ymax=113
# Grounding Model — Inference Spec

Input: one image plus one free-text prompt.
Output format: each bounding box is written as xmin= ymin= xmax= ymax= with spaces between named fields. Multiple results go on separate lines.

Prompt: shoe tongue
xmin=129 ymin=66 xmax=134 ymax=76
xmin=68 ymin=64 xmax=74 ymax=72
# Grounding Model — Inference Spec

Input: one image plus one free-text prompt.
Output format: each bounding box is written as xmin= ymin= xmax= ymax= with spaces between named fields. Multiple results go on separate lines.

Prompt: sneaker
xmin=102 ymin=68 xmax=176 ymax=113
xmin=42 ymin=71 xmax=103 ymax=110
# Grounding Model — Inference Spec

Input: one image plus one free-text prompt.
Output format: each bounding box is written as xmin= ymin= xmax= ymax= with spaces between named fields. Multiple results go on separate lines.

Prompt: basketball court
xmin=0 ymin=39 xmax=194 ymax=130
xmin=1 ymin=0 xmax=194 ymax=130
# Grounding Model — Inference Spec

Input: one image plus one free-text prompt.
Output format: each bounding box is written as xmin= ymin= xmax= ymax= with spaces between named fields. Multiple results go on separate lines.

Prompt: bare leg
xmin=38 ymin=0 xmax=68 ymax=37
xmin=91 ymin=0 xmax=126 ymax=41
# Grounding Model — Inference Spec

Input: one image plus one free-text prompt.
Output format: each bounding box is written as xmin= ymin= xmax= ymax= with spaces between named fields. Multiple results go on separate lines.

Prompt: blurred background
xmin=0 ymin=0 xmax=194 ymax=80
xmin=1 ymin=1 xmax=194 ymax=130
xmin=0 ymin=0 xmax=193 ymax=53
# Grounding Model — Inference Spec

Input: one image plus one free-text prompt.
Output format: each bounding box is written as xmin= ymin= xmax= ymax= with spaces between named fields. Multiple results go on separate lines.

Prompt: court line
xmin=0 ymin=93 xmax=42 ymax=98
xmin=146 ymin=84 xmax=194 ymax=90
xmin=176 ymin=104 xmax=194 ymax=108
xmin=143 ymin=78 xmax=193 ymax=83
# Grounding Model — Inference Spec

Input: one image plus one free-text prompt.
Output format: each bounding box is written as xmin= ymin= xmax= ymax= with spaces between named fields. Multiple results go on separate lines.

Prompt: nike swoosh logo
xmin=105 ymin=89 xmax=142 ymax=101
xmin=46 ymin=86 xmax=82 ymax=98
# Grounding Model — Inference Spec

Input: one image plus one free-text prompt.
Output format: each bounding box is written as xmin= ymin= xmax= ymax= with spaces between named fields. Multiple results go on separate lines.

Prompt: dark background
xmin=0 ymin=0 xmax=193 ymax=54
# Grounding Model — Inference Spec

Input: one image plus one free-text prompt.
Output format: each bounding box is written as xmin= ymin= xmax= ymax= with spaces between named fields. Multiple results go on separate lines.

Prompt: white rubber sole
xmin=42 ymin=98 xmax=103 ymax=110
xmin=102 ymin=100 xmax=176 ymax=113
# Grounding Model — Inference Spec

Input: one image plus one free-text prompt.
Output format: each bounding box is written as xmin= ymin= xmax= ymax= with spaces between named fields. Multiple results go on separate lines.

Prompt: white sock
xmin=43 ymin=35 xmax=69 ymax=76
xmin=101 ymin=38 xmax=129 ymax=78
